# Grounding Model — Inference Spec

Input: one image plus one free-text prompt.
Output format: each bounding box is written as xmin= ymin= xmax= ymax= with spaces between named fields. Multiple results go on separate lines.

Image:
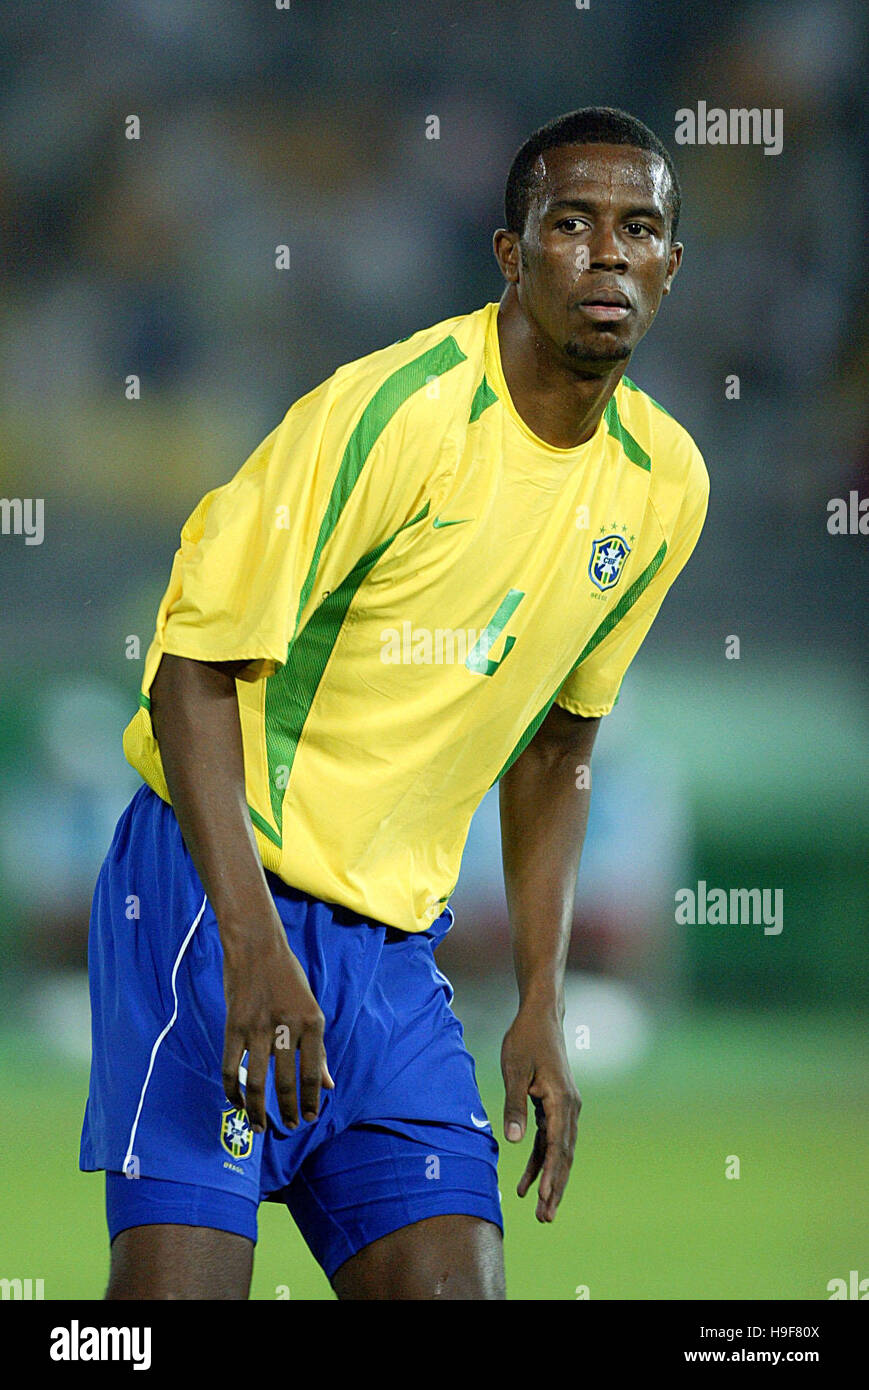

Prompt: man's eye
xmin=625 ymin=223 xmax=653 ymax=237
xmin=558 ymin=218 xmax=585 ymax=233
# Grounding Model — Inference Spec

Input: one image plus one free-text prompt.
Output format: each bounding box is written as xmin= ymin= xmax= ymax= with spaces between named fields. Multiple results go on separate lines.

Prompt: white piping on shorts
xmin=121 ymin=892 xmax=208 ymax=1177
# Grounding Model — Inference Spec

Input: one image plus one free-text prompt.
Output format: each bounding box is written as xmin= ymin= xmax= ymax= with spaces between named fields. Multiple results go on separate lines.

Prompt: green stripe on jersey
xmin=295 ymin=336 xmax=467 ymax=631
xmin=248 ymin=804 xmax=282 ymax=846
xmin=263 ymin=501 xmax=432 ymax=836
xmin=469 ymin=374 xmax=498 ymax=422
xmin=604 ymin=397 xmax=651 ymax=472
xmin=492 ymin=539 xmax=668 ymax=783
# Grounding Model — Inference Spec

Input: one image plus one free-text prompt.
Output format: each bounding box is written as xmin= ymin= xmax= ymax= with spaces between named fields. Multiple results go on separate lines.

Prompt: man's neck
xmin=496 ymin=288 xmax=628 ymax=449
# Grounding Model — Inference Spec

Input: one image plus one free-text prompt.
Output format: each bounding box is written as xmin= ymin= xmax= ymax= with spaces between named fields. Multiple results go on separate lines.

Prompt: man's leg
xmin=80 ymin=785 xmax=269 ymax=1301
xmin=331 ymin=1214 xmax=504 ymax=1300
xmin=106 ymin=1225 xmax=254 ymax=1300
xmin=282 ymin=919 xmax=505 ymax=1300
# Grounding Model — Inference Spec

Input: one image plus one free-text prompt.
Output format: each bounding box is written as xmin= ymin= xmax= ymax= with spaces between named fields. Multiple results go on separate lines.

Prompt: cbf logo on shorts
xmin=220 ymin=1108 xmax=253 ymax=1160
xmin=589 ymin=534 xmax=631 ymax=591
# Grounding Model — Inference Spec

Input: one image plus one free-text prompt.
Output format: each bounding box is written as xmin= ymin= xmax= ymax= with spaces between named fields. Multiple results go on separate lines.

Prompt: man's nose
xmin=588 ymin=224 xmax=628 ymax=269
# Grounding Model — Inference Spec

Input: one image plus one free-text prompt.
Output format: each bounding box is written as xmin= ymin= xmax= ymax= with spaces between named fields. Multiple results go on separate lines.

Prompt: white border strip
xmin=122 ymin=892 xmax=208 ymax=1176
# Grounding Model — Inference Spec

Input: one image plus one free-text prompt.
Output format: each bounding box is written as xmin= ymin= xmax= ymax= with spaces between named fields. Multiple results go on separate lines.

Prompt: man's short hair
xmin=504 ymin=106 xmax=682 ymax=239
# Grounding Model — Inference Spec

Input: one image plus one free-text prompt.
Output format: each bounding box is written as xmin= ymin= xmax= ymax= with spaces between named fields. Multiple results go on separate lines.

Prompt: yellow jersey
xmin=123 ymin=301 xmax=709 ymax=932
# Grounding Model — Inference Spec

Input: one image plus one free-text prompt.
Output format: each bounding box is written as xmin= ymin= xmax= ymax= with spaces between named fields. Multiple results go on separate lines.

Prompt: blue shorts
xmin=80 ymin=784 xmax=501 ymax=1281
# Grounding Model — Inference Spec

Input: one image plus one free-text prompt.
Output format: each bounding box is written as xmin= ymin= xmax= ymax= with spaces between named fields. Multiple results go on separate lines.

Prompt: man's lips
xmin=578 ymin=303 xmax=631 ymax=321
xmin=575 ymin=287 xmax=632 ymax=322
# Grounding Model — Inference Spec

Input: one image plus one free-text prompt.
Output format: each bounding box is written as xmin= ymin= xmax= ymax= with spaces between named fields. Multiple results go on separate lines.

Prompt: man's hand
xmin=501 ymin=1006 xmax=581 ymax=1223
xmin=221 ymin=909 xmax=334 ymax=1133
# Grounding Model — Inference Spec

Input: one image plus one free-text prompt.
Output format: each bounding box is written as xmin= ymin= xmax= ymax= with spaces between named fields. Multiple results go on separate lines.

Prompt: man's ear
xmin=493 ymin=228 xmax=521 ymax=285
xmin=662 ymin=241 xmax=683 ymax=296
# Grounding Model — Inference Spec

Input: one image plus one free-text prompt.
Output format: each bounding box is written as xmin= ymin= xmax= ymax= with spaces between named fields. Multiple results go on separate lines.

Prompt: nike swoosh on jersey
xmin=470 ymin=1113 xmax=491 ymax=1129
xmin=432 ymin=516 xmax=473 ymax=528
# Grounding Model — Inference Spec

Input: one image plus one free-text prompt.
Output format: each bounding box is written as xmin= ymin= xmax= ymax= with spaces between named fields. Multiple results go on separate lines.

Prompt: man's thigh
xmin=103 ymin=1171 xmax=259 ymax=1299
xmin=331 ymin=1214 xmax=505 ymax=1300
xmin=105 ymin=1213 xmax=503 ymax=1301
xmin=106 ymin=1225 xmax=254 ymax=1300
xmin=280 ymin=1119 xmax=504 ymax=1294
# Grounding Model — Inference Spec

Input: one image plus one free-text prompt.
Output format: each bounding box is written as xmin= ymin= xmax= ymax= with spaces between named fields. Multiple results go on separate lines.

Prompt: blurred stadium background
xmin=1 ymin=0 xmax=867 ymax=1300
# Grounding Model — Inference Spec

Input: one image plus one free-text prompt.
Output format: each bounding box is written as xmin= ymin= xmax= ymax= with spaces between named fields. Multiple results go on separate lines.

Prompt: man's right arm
xmin=149 ymin=652 xmax=333 ymax=1133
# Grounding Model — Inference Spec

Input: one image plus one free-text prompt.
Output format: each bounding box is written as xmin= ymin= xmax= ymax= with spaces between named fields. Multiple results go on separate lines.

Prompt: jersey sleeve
xmin=555 ymin=444 xmax=710 ymax=718
xmin=146 ymin=372 xmax=426 ymax=686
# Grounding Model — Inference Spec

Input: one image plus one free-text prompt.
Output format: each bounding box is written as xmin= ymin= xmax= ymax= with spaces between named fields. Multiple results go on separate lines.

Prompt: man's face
xmin=497 ymin=142 xmax=682 ymax=372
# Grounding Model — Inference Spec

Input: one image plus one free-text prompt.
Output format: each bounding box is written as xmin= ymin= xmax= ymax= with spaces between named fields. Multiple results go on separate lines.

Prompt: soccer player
xmin=80 ymin=107 xmax=709 ymax=1300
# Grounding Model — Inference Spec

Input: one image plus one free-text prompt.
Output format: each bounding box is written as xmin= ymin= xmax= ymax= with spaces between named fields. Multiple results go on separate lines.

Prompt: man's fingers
xmin=536 ymin=1094 xmax=564 ymax=1203
xmin=273 ymin=1029 xmax=300 ymax=1129
xmin=298 ymin=1014 xmax=326 ymax=1121
xmin=502 ymin=1061 xmax=530 ymax=1141
xmin=517 ymin=1128 xmax=546 ymax=1198
xmin=221 ymin=1036 xmax=247 ymax=1114
xmin=535 ymin=1091 xmax=579 ymax=1222
xmin=243 ymin=1043 xmax=271 ymax=1132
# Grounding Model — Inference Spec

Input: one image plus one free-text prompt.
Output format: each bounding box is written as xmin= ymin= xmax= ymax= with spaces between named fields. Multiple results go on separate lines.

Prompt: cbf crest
xmin=220 ymin=1107 xmax=253 ymax=1160
xmin=589 ymin=533 xmax=631 ymax=592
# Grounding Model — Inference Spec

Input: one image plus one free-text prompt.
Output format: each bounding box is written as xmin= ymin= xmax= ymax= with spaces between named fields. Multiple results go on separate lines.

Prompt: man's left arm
xmin=499 ymin=703 xmax=601 ymax=1222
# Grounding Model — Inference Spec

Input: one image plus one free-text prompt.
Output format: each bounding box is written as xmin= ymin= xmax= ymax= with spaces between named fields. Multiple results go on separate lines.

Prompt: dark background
xmin=0 ymin=0 xmax=866 ymax=1300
